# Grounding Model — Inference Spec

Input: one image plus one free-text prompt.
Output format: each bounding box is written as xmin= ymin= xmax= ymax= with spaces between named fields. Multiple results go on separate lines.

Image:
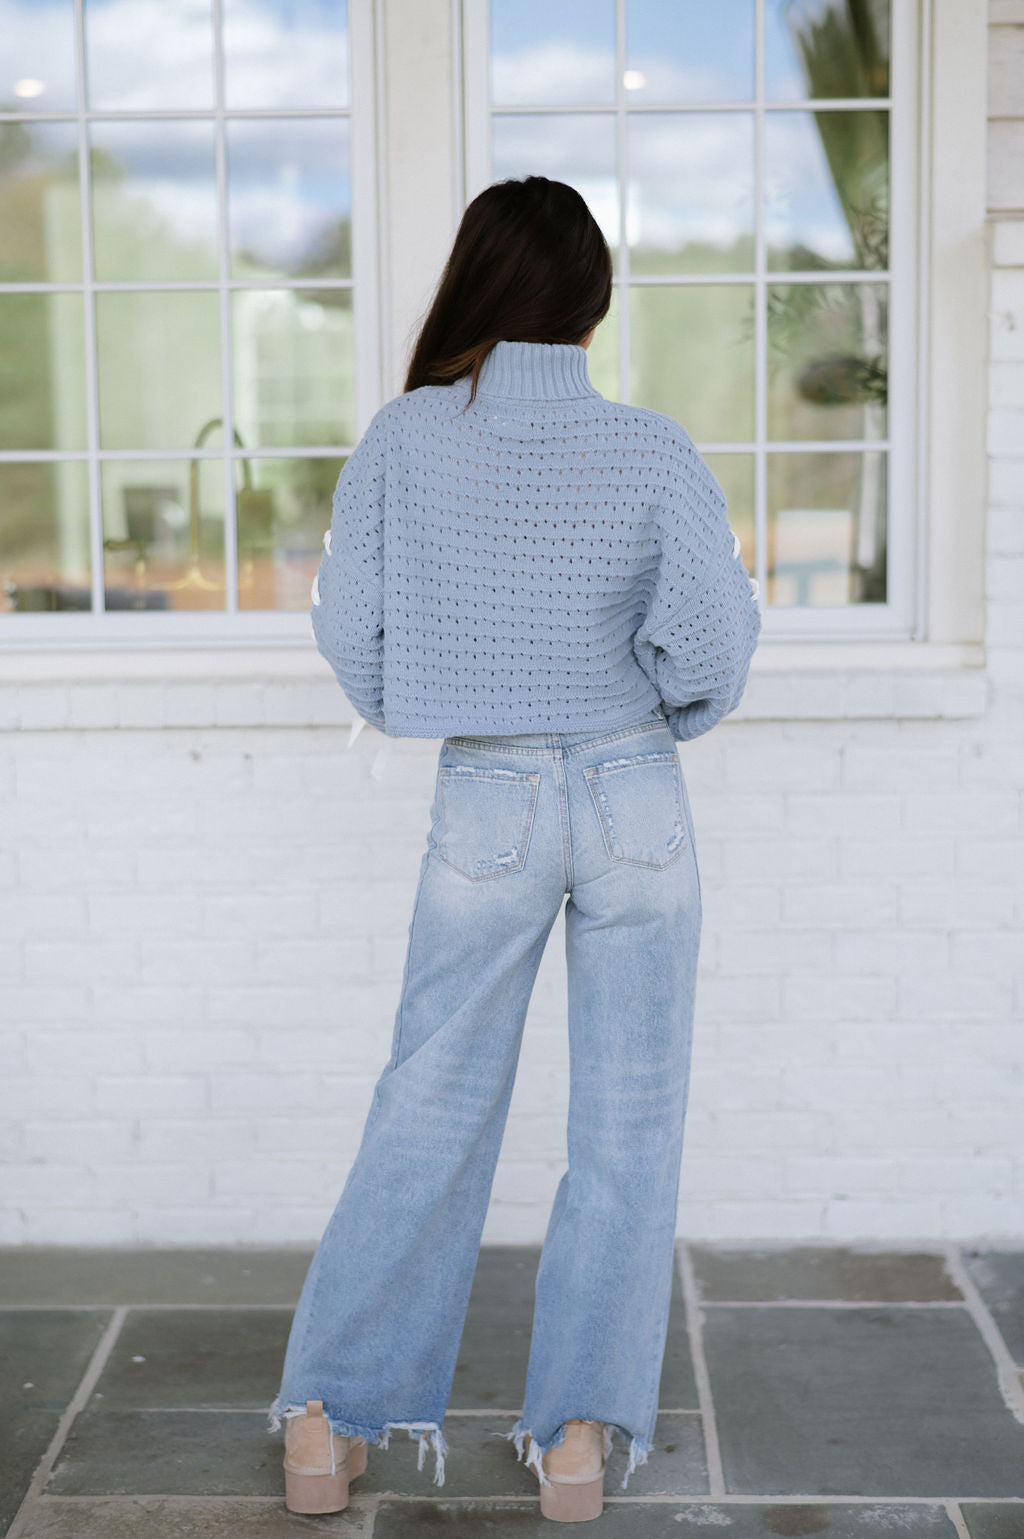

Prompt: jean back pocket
xmin=584 ymin=750 xmax=687 ymax=869
xmin=436 ymin=764 xmax=540 ymax=881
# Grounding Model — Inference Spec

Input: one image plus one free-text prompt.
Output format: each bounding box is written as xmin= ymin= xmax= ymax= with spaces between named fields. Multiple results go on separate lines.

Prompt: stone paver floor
xmin=2 ymin=1241 xmax=1023 ymax=1537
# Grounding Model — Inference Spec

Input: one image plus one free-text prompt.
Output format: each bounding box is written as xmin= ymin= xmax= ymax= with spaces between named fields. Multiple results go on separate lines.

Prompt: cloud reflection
xmin=84 ymin=0 xmax=216 ymax=110
xmin=1 ymin=0 xmax=76 ymax=111
xmin=226 ymin=118 xmax=351 ymax=279
xmin=222 ymin=0 xmax=349 ymax=109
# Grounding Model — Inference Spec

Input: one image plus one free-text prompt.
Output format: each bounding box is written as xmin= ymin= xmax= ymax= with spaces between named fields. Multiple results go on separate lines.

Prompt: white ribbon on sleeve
xmin=345 ymin=716 xmax=392 ymax=781
xmin=730 ymin=527 xmax=760 ymax=604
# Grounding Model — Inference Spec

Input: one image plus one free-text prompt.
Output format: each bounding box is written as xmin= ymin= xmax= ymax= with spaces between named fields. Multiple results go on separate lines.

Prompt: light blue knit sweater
xmin=311 ymin=339 xmax=761 ymax=742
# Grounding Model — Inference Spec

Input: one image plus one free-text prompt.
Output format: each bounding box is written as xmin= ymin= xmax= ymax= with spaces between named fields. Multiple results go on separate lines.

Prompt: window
xmin=0 ymin=0 xmax=378 ymax=642
xmin=0 ymin=0 xmax=989 ymax=694
xmin=464 ymin=0 xmax=919 ymax=639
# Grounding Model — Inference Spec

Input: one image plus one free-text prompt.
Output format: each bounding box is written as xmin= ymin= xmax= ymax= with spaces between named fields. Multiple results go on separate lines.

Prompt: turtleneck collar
xmin=474 ymin=339 xmax=601 ymax=401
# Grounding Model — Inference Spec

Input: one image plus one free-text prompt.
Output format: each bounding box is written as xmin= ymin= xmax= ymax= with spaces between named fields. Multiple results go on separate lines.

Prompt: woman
xmin=267 ymin=175 xmax=761 ymax=1523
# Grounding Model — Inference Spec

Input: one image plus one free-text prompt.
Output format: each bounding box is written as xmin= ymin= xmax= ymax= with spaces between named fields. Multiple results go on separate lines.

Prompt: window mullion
xmin=72 ymin=0 xmax=105 ymax=617
xmin=912 ymin=0 xmax=930 ymax=643
xmin=212 ymin=0 xmax=239 ymax=616
xmin=352 ymin=0 xmax=385 ymax=429
xmin=754 ymin=0 xmax=767 ymax=610
xmin=460 ymin=2 xmax=490 ymax=203
xmin=380 ymin=0 xmax=460 ymax=394
xmin=893 ymin=0 xmax=928 ymax=640
xmin=616 ymin=0 xmax=629 ymax=406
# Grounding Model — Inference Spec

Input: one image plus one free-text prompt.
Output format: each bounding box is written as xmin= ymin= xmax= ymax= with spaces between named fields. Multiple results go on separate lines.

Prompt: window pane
xmin=767 ymin=449 xmax=887 ymax=605
xmin=84 ymin=0 xmax=215 ymax=111
xmin=0 ymin=294 xmax=86 ymax=450
xmin=485 ymin=0 xmax=905 ymax=618
xmin=232 ymin=289 xmax=355 ymax=450
xmin=705 ymin=452 xmax=755 ymax=569
xmin=491 ymin=114 xmax=619 ymax=271
xmin=90 ymin=120 xmax=219 ymax=282
xmin=0 ymin=460 xmax=91 ymax=612
xmin=630 ymin=285 xmax=754 ymax=442
xmin=767 ymin=281 xmax=887 ymax=441
xmin=628 ymin=112 xmax=754 ymax=275
xmin=101 ymin=457 xmax=225 ymax=611
xmin=226 ymin=118 xmax=351 ymax=281
xmin=490 ymin=0 xmax=616 ymax=107
xmin=95 ymin=291 xmax=222 ymax=450
xmin=236 ymin=454 xmax=343 ymax=611
xmin=765 ymin=0 xmax=890 ymax=102
xmin=0 ymin=121 xmax=81 ymax=283
xmin=625 ymin=0 xmax=754 ymax=103
xmin=1 ymin=0 xmax=77 ymax=111
xmin=765 ymin=109 xmax=889 ymax=272
xmin=223 ymin=0 xmax=350 ymax=109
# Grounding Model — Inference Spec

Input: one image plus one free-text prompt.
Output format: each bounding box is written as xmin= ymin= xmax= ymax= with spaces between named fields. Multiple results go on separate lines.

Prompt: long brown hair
xmin=403 ymin=176 xmax=613 ymax=406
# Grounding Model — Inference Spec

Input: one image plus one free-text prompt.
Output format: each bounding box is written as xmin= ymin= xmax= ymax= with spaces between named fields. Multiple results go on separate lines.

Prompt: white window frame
xmin=463 ymin=0 xmax=975 ymax=659
xmin=0 ymin=0 xmax=989 ymax=713
xmin=0 ymin=0 xmax=382 ymax=651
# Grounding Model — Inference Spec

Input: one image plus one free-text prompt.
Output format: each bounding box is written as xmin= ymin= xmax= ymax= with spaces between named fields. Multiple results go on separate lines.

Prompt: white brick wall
xmin=1 ymin=23 xmax=1022 ymax=1246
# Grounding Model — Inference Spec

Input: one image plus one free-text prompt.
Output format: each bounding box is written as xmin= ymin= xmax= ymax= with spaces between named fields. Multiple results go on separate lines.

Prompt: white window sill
xmin=742 ymin=640 xmax=989 ymax=721
xmin=0 ymin=639 xmax=990 ymax=730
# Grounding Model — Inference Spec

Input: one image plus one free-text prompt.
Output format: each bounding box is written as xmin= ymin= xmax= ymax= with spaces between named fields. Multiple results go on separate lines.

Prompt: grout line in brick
xmin=943 ymin=1242 xmax=1024 ymax=1423
xmin=6 ymin=1304 xmax=130 ymax=1539
xmin=676 ymin=1238 xmax=725 ymax=1498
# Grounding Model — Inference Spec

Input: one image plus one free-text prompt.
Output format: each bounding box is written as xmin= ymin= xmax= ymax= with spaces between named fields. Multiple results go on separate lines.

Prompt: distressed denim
xmin=266 ymin=704 xmax=702 ymax=1492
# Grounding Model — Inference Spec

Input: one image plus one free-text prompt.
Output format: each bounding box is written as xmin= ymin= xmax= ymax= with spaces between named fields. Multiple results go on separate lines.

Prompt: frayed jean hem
xmin=499 ymin=1417 xmax=651 ymax=1491
xmin=267 ymin=1394 xmax=449 ymax=1486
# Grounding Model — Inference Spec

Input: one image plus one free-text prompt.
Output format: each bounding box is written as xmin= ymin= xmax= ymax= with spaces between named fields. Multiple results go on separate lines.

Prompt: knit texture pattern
xmin=311 ymin=339 xmax=762 ymax=742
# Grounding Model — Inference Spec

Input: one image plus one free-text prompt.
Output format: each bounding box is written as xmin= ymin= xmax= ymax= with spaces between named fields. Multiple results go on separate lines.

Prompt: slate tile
xmin=962 ymin=1248 xmax=1024 ymax=1363
xmin=704 ymin=1304 xmax=1024 ymax=1496
xmin=451 ymin=1247 xmax=536 ymax=1409
xmin=89 ymin=1308 xmax=291 ymax=1410
xmin=690 ymin=1244 xmax=962 ymax=1302
xmin=354 ymin=1414 xmax=530 ymax=1498
xmin=17 ymin=1494 xmax=372 ymax=1537
xmin=604 ymin=1413 xmax=707 ymax=1497
xmin=371 ymin=1500 xmax=689 ymax=1538
xmin=658 ymin=1250 xmax=699 ymax=1409
xmin=2 ymin=1411 xmax=72 ymax=1536
xmin=372 ymin=1499 xmax=959 ymax=1537
xmin=45 ymin=1409 xmax=283 ymax=1497
xmin=632 ymin=1505 xmax=957 ymax=1537
xmin=450 ymin=1244 xmax=697 ymax=1413
xmin=0 ymin=1309 xmax=114 ymax=1532
xmin=960 ymin=1502 xmax=1024 ymax=1538
xmin=639 ymin=1505 xmax=956 ymax=1537
xmin=352 ymin=1411 xmax=705 ymax=1499
xmin=10 ymin=1246 xmax=1023 ymax=1537
xmin=0 ymin=1249 xmax=316 ymax=1308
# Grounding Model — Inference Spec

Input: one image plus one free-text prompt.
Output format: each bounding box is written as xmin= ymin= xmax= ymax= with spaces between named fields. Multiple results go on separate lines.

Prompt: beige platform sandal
xmin=282 ymin=1398 xmax=368 ymax=1514
xmin=538 ymin=1418 xmax=606 ymax=1523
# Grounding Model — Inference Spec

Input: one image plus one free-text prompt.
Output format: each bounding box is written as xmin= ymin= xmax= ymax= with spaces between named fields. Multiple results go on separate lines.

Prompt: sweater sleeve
xmin=632 ymin=432 xmax=762 ymax=742
xmin=310 ymin=405 xmax=389 ymax=731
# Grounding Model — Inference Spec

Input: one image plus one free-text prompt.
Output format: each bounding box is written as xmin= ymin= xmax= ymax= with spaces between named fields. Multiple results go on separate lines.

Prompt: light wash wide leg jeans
xmin=266 ymin=705 xmax=702 ymax=1491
